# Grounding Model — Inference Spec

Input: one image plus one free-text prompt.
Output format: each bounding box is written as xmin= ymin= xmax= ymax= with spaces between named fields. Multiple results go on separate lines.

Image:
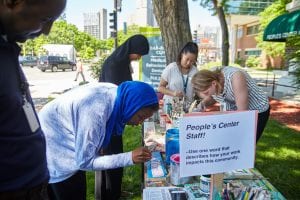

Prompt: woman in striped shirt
xmin=191 ymin=66 xmax=270 ymax=142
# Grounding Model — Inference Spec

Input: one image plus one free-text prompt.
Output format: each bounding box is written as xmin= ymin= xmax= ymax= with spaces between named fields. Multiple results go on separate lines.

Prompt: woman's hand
xmin=173 ymin=91 xmax=183 ymax=98
xmin=132 ymin=147 xmax=152 ymax=164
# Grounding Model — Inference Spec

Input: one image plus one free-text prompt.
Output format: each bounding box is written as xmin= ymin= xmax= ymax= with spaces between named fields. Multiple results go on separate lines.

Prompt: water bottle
xmin=165 ymin=128 xmax=179 ymax=165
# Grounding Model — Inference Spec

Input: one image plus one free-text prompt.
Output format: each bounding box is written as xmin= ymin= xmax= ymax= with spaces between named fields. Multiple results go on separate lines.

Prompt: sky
xmin=65 ymin=0 xmax=220 ymax=31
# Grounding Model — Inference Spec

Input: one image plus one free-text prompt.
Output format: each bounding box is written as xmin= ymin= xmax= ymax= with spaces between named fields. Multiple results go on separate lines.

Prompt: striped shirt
xmin=212 ymin=66 xmax=269 ymax=113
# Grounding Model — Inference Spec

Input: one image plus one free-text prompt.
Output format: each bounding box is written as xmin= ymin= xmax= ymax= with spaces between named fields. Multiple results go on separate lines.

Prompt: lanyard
xmin=181 ymin=74 xmax=188 ymax=94
xmin=15 ymin=59 xmax=29 ymax=103
xmin=6 ymin=39 xmax=29 ymax=101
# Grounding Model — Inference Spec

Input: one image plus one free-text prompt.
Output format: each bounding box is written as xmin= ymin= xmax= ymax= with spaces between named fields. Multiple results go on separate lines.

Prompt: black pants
xmin=256 ymin=106 xmax=271 ymax=143
xmin=0 ymin=182 xmax=49 ymax=200
xmin=48 ymin=170 xmax=86 ymax=200
xmin=95 ymin=135 xmax=123 ymax=200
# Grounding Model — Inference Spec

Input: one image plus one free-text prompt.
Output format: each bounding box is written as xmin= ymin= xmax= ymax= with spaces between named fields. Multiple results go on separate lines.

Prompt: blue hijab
xmin=103 ymin=81 xmax=158 ymax=147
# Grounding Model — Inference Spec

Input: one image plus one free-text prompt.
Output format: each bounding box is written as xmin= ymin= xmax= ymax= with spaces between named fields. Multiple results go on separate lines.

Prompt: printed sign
xmin=140 ymin=27 xmax=166 ymax=90
xmin=179 ymin=111 xmax=257 ymax=177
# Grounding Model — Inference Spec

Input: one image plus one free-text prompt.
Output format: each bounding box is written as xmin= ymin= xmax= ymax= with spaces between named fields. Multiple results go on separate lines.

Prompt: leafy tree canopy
xmin=256 ymin=0 xmax=291 ymax=57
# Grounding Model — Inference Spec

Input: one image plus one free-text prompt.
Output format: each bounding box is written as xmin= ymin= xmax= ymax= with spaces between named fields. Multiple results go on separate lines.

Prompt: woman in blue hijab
xmin=38 ymin=81 xmax=158 ymax=200
xmin=98 ymin=34 xmax=150 ymax=200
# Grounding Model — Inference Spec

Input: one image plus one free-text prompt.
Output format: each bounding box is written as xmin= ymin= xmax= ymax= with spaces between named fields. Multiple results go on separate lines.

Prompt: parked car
xmin=20 ymin=56 xmax=38 ymax=67
xmin=37 ymin=56 xmax=76 ymax=72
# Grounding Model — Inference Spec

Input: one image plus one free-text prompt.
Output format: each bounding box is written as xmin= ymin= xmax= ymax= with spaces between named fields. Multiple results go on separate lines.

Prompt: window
xmin=246 ymin=25 xmax=259 ymax=35
xmin=237 ymin=28 xmax=243 ymax=38
xmin=245 ymin=50 xmax=261 ymax=56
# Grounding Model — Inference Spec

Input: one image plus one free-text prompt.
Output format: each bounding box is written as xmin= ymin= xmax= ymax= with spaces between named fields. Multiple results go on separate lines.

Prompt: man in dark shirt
xmin=0 ymin=0 xmax=66 ymax=199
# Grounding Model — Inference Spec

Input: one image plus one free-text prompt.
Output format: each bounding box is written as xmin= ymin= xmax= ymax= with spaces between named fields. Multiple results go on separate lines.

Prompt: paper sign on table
xmin=179 ymin=110 xmax=257 ymax=177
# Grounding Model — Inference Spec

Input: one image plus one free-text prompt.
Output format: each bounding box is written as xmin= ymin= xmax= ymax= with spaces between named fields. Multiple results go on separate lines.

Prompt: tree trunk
xmin=212 ymin=0 xmax=229 ymax=66
xmin=152 ymin=0 xmax=192 ymax=65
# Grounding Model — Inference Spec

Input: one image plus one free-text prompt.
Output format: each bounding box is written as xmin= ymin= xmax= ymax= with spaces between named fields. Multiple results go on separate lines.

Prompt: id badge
xmin=23 ymin=100 xmax=40 ymax=132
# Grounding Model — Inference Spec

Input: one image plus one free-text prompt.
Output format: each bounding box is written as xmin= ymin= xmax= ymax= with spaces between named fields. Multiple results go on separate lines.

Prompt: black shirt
xmin=0 ymin=35 xmax=49 ymax=191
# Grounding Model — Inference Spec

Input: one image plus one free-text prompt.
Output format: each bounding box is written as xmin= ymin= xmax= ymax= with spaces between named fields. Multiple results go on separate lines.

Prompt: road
xmin=23 ymin=65 xmax=96 ymax=99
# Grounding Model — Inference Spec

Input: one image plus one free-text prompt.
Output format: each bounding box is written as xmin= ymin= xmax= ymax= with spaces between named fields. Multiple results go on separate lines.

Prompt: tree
xmin=256 ymin=0 xmax=287 ymax=61
xmin=286 ymin=35 xmax=300 ymax=87
xmin=193 ymin=0 xmax=229 ymax=66
xmin=152 ymin=0 xmax=192 ymax=64
xmin=21 ymin=20 xmax=111 ymax=58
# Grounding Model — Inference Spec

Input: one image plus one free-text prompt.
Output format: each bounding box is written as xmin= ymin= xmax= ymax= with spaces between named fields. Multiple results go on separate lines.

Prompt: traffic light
xmin=109 ymin=11 xmax=117 ymax=30
xmin=193 ymin=30 xmax=198 ymax=43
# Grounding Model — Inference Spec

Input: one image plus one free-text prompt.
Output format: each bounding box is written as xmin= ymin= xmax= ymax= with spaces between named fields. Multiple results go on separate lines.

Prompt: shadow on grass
xmin=121 ymin=126 xmax=143 ymax=200
xmin=256 ymin=119 xmax=300 ymax=199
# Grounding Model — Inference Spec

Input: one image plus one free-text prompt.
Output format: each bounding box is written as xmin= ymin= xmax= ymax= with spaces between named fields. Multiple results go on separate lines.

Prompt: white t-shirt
xmin=161 ymin=62 xmax=198 ymax=102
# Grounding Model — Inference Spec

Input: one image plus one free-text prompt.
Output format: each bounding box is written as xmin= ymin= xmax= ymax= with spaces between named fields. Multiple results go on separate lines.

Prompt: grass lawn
xmin=86 ymin=125 xmax=143 ymax=200
xmin=86 ymin=119 xmax=300 ymax=200
xmin=255 ymin=119 xmax=300 ymax=199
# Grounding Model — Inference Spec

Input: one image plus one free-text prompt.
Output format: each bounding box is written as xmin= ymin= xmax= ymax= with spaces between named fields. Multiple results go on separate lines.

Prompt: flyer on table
xmin=179 ymin=110 xmax=257 ymax=177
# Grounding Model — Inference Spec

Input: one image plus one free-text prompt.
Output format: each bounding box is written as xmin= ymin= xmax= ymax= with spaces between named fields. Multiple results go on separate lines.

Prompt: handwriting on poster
xmin=185 ymin=121 xmax=240 ymax=139
xmin=185 ymin=146 xmax=240 ymax=165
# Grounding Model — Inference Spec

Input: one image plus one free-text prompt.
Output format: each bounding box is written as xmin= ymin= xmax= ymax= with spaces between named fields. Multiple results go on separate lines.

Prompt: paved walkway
xmin=31 ymin=68 xmax=300 ymax=131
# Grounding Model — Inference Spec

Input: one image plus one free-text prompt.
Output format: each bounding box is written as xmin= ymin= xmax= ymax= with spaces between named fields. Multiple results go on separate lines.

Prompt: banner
xmin=179 ymin=111 xmax=257 ymax=177
xmin=140 ymin=27 xmax=166 ymax=90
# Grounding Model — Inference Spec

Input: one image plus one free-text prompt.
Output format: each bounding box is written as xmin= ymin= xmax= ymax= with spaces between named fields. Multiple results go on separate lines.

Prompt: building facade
xmin=100 ymin=9 xmax=108 ymax=40
xmin=127 ymin=0 xmax=157 ymax=27
xmin=226 ymin=0 xmax=276 ymax=66
xmin=195 ymin=25 xmax=221 ymax=64
xmin=83 ymin=9 xmax=107 ymax=40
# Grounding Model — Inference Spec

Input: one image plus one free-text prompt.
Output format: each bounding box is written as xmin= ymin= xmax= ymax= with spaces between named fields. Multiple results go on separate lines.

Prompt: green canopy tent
xmin=263 ymin=10 xmax=300 ymax=42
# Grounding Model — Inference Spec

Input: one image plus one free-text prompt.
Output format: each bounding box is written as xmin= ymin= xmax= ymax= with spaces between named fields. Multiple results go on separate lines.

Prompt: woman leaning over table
xmin=191 ymin=66 xmax=270 ymax=143
xmin=38 ymin=81 xmax=159 ymax=200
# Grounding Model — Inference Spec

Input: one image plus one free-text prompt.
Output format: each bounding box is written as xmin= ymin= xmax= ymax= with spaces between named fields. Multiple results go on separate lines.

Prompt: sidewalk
xmin=265 ymin=88 xmax=300 ymax=106
xmin=245 ymin=68 xmax=300 ymax=105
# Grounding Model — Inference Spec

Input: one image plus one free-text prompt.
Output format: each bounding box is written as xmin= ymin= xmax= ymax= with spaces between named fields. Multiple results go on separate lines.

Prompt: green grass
xmin=255 ymin=119 xmax=300 ymax=200
xmin=86 ymin=120 xmax=300 ymax=200
xmin=86 ymin=125 xmax=143 ymax=200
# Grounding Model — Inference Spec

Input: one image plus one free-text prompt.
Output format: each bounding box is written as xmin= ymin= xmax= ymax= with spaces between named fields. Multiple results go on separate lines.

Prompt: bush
xmin=293 ymin=65 xmax=300 ymax=87
xmin=245 ymin=56 xmax=261 ymax=68
xmin=89 ymin=54 xmax=109 ymax=80
xmin=235 ymin=58 xmax=245 ymax=67
xmin=199 ymin=61 xmax=242 ymax=70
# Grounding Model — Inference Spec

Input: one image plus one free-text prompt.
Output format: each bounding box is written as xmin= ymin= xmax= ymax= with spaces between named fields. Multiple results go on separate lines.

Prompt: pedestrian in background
xmin=39 ymin=81 xmax=158 ymax=200
xmin=0 ymin=0 xmax=66 ymax=199
xmin=97 ymin=34 xmax=149 ymax=200
xmin=74 ymin=58 xmax=86 ymax=82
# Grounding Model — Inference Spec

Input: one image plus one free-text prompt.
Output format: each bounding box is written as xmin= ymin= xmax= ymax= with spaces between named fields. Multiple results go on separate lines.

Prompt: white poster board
xmin=179 ymin=111 xmax=257 ymax=177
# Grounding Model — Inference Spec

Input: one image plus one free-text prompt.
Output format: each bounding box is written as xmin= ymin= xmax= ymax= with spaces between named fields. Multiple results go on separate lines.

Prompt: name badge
xmin=23 ymin=101 xmax=40 ymax=132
